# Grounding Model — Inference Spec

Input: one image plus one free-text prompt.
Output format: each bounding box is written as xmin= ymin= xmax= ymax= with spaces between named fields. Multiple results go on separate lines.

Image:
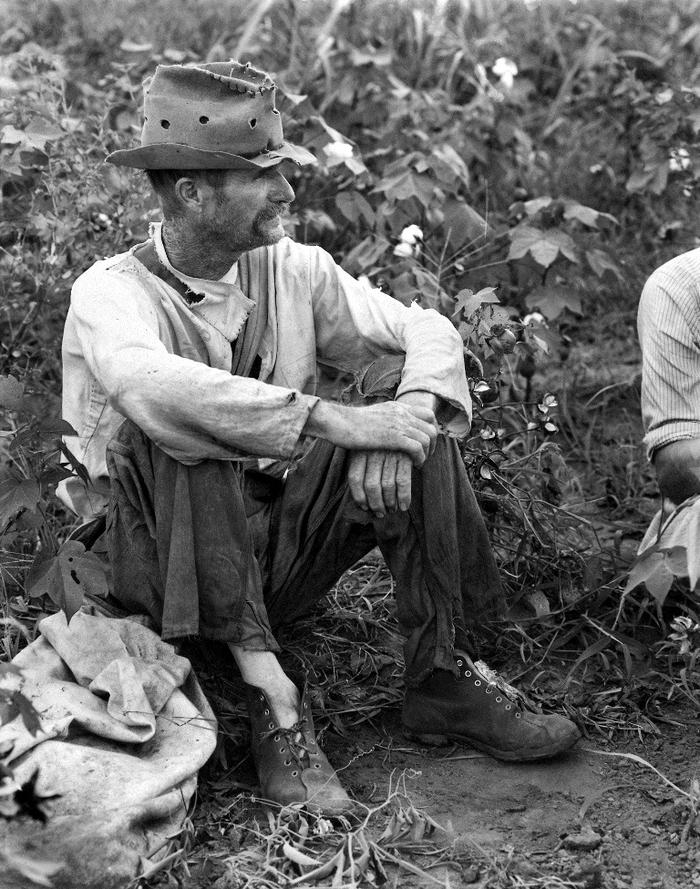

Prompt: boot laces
xmin=264 ymin=722 xmax=312 ymax=767
xmin=474 ymin=660 xmax=536 ymax=712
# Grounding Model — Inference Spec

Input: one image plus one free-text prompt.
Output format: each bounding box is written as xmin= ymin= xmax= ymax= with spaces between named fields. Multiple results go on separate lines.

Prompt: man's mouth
xmin=260 ymin=205 xmax=287 ymax=222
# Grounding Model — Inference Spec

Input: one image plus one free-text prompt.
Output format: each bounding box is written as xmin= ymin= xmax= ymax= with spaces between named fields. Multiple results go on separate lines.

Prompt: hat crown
xmin=140 ymin=60 xmax=284 ymax=157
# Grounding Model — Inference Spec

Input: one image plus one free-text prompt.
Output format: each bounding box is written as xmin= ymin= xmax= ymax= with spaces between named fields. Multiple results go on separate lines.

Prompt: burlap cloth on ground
xmin=0 ymin=611 xmax=217 ymax=889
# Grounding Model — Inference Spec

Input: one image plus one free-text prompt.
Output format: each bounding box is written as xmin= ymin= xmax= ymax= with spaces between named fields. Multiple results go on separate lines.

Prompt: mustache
xmin=258 ymin=203 xmax=290 ymax=221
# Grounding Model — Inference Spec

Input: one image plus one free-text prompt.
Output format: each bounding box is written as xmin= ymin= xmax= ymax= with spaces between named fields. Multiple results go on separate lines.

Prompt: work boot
xmin=245 ymin=683 xmax=355 ymax=815
xmin=402 ymin=652 xmax=580 ymax=762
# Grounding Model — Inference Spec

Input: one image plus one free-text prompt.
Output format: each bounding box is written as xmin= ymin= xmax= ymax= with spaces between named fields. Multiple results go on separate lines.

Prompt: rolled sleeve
xmin=638 ymin=252 xmax=700 ymax=460
xmin=307 ymin=246 xmax=472 ymax=434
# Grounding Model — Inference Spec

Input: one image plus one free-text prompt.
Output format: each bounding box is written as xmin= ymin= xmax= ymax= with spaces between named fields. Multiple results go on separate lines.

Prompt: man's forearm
xmin=653 ymin=439 xmax=700 ymax=504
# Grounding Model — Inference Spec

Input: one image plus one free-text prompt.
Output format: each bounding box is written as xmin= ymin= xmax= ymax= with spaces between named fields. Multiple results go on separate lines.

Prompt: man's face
xmin=198 ymin=165 xmax=296 ymax=255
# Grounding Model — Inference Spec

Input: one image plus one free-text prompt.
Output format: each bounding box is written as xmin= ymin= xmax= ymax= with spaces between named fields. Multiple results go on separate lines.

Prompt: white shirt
xmin=60 ymin=232 xmax=472 ymax=519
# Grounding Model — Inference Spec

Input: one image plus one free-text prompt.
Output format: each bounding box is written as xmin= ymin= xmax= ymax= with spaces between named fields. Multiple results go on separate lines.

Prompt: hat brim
xmin=105 ymin=140 xmax=316 ymax=170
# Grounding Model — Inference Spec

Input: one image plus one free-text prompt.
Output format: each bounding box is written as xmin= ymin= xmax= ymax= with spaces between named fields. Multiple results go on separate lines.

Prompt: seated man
xmin=59 ymin=60 xmax=579 ymax=815
xmin=639 ymin=246 xmax=700 ymax=508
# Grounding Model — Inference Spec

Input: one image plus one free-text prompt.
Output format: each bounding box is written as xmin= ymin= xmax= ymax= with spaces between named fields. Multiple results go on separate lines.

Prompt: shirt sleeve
xmin=638 ymin=264 xmax=700 ymax=460
xmin=69 ymin=269 xmax=319 ymax=464
xmin=306 ymin=246 xmax=472 ymax=434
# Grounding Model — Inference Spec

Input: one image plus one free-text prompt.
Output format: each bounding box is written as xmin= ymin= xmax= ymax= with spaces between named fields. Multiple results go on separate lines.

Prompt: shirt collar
xmin=149 ymin=222 xmax=254 ymax=342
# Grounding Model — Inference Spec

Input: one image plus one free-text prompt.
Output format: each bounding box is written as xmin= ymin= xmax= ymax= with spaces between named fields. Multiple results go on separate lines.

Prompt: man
xmin=639 ymin=246 xmax=700 ymax=507
xmin=60 ymin=60 xmax=579 ymax=815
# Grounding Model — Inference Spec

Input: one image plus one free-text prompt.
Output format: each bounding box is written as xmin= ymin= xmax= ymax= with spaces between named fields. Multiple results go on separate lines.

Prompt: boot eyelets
xmin=279 ymin=747 xmax=286 ymax=753
xmin=274 ymin=735 xmax=280 ymax=742
xmin=456 ymin=659 xmax=463 ymax=667
xmin=268 ymin=722 xmax=275 ymax=729
xmin=465 ymin=670 xmax=472 ymax=677
xmin=505 ymin=704 xmax=511 ymax=710
xmin=515 ymin=712 xmax=522 ymax=719
xmin=264 ymin=708 xmax=270 ymax=716
xmin=485 ymin=686 xmax=492 ymax=694
xmin=291 ymin=770 xmax=298 ymax=777
xmin=496 ymin=696 xmax=502 ymax=703
xmin=475 ymin=680 xmax=482 ymax=687
xmin=313 ymin=763 xmax=321 ymax=769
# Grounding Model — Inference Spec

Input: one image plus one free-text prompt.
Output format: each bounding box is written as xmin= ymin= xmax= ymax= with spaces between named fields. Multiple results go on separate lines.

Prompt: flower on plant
xmin=668 ymin=615 xmax=700 ymax=657
xmin=492 ymin=57 xmax=518 ymax=90
xmin=669 ymin=147 xmax=691 ymax=172
xmin=393 ymin=224 xmax=423 ymax=258
xmin=399 ymin=224 xmax=423 ymax=245
xmin=323 ymin=141 xmax=353 ymax=161
xmin=393 ymin=241 xmax=415 ymax=258
xmin=523 ymin=311 xmax=546 ymax=326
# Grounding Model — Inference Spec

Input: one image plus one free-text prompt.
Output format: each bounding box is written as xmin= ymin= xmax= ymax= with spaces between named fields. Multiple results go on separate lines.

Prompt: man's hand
xmin=305 ymin=399 xmax=438 ymax=466
xmin=348 ymin=449 xmax=413 ymax=516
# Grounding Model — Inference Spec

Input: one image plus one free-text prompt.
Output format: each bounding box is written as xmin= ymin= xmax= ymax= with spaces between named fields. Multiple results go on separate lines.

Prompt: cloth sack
xmin=0 ymin=611 xmax=217 ymax=889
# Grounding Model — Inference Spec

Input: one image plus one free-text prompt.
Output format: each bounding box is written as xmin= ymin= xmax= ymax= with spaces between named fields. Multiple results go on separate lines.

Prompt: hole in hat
xmin=249 ymin=118 xmax=257 ymax=129
xmin=160 ymin=119 xmax=170 ymax=129
xmin=199 ymin=115 xmax=209 ymax=124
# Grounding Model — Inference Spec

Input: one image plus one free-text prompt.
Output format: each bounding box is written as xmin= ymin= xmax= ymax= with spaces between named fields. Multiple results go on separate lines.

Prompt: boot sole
xmin=403 ymin=728 xmax=580 ymax=762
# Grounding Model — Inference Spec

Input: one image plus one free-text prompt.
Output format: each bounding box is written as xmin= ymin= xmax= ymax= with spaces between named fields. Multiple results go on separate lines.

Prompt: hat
xmin=106 ymin=60 xmax=315 ymax=170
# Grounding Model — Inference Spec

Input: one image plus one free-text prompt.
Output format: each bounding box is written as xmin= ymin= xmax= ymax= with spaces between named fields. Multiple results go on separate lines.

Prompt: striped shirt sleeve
xmin=638 ymin=247 xmax=700 ymax=459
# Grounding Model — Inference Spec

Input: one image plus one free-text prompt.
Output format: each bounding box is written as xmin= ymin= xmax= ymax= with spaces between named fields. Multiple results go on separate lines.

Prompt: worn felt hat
xmin=106 ymin=60 xmax=315 ymax=170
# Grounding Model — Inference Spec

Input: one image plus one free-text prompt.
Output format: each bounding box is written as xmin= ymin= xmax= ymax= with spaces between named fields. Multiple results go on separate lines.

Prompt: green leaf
xmin=335 ymin=190 xmax=375 ymax=226
xmin=0 ymin=477 xmax=41 ymax=529
xmin=453 ymin=287 xmax=499 ymax=319
xmin=507 ymin=225 xmax=578 ymax=268
xmin=562 ymin=200 xmax=598 ymax=228
xmin=27 ymin=541 xmax=108 ymax=622
xmin=23 ymin=117 xmax=64 ymax=150
xmin=522 ymin=196 xmax=552 ymax=216
xmin=0 ymin=374 xmax=25 ymax=409
xmin=525 ymin=285 xmax=582 ymax=320
xmin=686 ymin=506 xmax=700 ymax=589
xmin=586 ymin=248 xmax=622 ymax=281
xmin=624 ymin=550 xmax=674 ymax=605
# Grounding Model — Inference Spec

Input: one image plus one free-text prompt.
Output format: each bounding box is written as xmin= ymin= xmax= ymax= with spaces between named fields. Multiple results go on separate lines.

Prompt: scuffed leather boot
xmin=403 ymin=652 xmax=580 ymax=762
xmin=245 ymin=683 xmax=355 ymax=815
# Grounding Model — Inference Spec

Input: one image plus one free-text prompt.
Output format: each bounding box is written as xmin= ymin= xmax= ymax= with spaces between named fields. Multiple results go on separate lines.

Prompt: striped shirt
xmin=638 ymin=246 xmax=700 ymax=459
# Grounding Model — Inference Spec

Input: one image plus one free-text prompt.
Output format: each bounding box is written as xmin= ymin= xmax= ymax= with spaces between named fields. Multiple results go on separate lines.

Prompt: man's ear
xmin=173 ymin=176 xmax=203 ymax=213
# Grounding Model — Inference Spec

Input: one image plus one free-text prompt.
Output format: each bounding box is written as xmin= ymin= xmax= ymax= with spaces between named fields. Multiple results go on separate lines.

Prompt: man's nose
xmin=270 ymin=169 xmax=295 ymax=203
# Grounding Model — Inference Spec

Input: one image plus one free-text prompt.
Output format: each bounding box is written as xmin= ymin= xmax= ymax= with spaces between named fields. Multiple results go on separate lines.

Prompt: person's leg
xmin=106 ymin=420 xmax=354 ymax=814
xmin=265 ymin=433 xmax=579 ymax=762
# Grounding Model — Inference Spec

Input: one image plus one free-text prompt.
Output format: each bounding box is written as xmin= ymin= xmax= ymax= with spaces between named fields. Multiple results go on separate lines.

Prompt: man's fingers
xmin=380 ymin=453 xmax=399 ymax=512
xmin=396 ymin=455 xmax=412 ymax=511
xmin=363 ymin=452 xmax=386 ymax=515
xmin=348 ymin=452 xmax=368 ymax=510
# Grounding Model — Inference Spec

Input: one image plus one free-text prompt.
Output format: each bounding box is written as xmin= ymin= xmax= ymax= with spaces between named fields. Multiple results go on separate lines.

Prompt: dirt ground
xmin=186 ymin=699 xmax=699 ymax=889
xmin=333 ymin=713 xmax=700 ymax=888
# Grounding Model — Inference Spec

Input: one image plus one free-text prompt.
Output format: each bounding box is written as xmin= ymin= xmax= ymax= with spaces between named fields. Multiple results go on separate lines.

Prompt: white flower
xmin=399 ymin=224 xmax=423 ymax=245
xmin=492 ymin=57 xmax=518 ymax=90
xmin=523 ymin=312 xmax=545 ymax=326
xmin=393 ymin=241 xmax=415 ymax=258
xmin=323 ymin=141 xmax=353 ymax=160
xmin=669 ymin=147 xmax=691 ymax=172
